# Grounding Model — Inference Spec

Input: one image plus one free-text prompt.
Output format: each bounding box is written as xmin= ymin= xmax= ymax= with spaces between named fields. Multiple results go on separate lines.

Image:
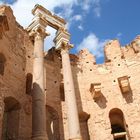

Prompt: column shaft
xmin=32 ymin=33 xmax=48 ymax=140
xmin=61 ymin=49 xmax=81 ymax=140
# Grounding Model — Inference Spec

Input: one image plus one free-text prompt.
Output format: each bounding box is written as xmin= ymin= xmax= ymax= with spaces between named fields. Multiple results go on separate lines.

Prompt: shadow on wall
xmin=72 ymin=65 xmax=90 ymax=140
xmin=121 ymin=89 xmax=133 ymax=104
xmin=94 ymin=94 xmax=107 ymax=109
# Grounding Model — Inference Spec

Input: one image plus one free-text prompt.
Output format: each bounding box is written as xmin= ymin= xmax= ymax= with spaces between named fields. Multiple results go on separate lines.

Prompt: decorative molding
xmin=90 ymin=83 xmax=102 ymax=99
xmin=32 ymin=4 xmax=66 ymax=30
xmin=27 ymin=17 xmax=49 ymax=40
xmin=54 ymin=29 xmax=73 ymax=51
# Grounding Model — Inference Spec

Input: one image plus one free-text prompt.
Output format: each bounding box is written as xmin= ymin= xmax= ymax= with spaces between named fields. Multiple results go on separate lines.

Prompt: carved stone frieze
xmin=32 ymin=4 xmax=66 ymax=30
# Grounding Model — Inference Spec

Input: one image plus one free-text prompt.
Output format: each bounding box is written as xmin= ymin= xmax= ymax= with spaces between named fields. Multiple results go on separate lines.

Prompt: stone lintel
xmin=90 ymin=83 xmax=102 ymax=99
xmin=32 ymin=4 xmax=66 ymax=30
xmin=54 ymin=29 xmax=73 ymax=50
xmin=118 ymin=76 xmax=130 ymax=93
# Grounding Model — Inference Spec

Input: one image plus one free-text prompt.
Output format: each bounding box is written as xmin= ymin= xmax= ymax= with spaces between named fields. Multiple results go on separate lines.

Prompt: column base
xmin=69 ymin=138 xmax=82 ymax=140
xmin=32 ymin=135 xmax=48 ymax=140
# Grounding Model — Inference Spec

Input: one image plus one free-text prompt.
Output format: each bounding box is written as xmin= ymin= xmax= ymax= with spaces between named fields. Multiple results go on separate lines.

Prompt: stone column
xmin=60 ymin=44 xmax=82 ymax=140
xmin=31 ymin=26 xmax=49 ymax=140
xmin=0 ymin=95 xmax=4 ymax=139
xmin=54 ymin=28 xmax=82 ymax=139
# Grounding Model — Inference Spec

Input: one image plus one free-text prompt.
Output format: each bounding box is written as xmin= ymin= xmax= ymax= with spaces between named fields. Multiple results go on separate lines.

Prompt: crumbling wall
xmin=67 ymin=37 xmax=140 ymax=140
xmin=44 ymin=36 xmax=140 ymax=140
xmin=0 ymin=5 xmax=33 ymax=140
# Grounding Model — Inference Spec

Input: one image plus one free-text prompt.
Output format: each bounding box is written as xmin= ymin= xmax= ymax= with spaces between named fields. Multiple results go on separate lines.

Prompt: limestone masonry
xmin=0 ymin=4 xmax=140 ymax=140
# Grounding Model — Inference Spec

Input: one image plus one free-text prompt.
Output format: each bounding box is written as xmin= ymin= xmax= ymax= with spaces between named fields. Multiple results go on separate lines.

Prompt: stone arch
xmin=46 ymin=105 xmax=60 ymax=140
xmin=0 ymin=53 xmax=6 ymax=76
xmin=109 ymin=108 xmax=130 ymax=140
xmin=2 ymin=96 xmax=21 ymax=140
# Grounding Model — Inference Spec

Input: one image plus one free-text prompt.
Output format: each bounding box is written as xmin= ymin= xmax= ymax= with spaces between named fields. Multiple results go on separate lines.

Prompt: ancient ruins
xmin=0 ymin=4 xmax=140 ymax=140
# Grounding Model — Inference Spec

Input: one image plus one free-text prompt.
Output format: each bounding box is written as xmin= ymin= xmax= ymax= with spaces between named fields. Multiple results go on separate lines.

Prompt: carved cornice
xmin=54 ymin=29 xmax=73 ymax=51
xmin=32 ymin=4 xmax=66 ymax=30
xmin=27 ymin=16 xmax=49 ymax=40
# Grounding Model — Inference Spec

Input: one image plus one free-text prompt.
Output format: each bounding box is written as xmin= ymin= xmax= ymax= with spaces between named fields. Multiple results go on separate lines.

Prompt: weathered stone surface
xmin=1 ymin=4 xmax=140 ymax=140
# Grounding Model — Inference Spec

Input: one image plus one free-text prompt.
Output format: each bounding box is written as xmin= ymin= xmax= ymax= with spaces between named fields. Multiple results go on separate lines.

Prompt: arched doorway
xmin=2 ymin=97 xmax=21 ymax=140
xmin=46 ymin=105 xmax=60 ymax=140
xmin=109 ymin=108 xmax=130 ymax=140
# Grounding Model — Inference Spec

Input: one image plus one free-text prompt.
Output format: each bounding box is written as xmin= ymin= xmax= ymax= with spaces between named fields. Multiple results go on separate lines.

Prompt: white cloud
xmin=80 ymin=0 xmax=101 ymax=17
xmin=44 ymin=27 xmax=56 ymax=51
xmin=1 ymin=0 xmax=106 ymax=51
xmin=78 ymin=25 xmax=83 ymax=30
xmin=116 ymin=32 xmax=122 ymax=38
xmin=77 ymin=33 xmax=108 ymax=58
xmin=9 ymin=0 xmax=77 ymax=27
xmin=5 ymin=0 xmax=103 ymax=28
xmin=72 ymin=15 xmax=82 ymax=21
xmin=93 ymin=0 xmax=101 ymax=17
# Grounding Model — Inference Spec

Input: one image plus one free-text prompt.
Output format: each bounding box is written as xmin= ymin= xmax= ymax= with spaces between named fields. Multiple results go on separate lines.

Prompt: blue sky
xmin=1 ymin=0 xmax=140 ymax=63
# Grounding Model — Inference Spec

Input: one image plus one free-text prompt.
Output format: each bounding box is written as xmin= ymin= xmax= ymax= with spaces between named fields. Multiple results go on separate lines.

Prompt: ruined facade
xmin=0 ymin=4 xmax=140 ymax=140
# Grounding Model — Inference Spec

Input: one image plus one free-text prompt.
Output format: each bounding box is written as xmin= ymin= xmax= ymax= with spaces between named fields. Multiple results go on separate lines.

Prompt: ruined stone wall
xmin=44 ymin=38 xmax=140 ymax=140
xmin=67 ymin=39 xmax=140 ymax=140
xmin=1 ymin=5 xmax=140 ymax=140
xmin=0 ymin=5 xmax=33 ymax=140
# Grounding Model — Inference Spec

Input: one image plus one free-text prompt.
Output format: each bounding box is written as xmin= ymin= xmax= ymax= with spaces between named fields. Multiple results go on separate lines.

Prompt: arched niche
xmin=26 ymin=73 xmax=33 ymax=95
xmin=0 ymin=53 xmax=6 ymax=76
xmin=2 ymin=97 xmax=21 ymax=140
xmin=46 ymin=105 xmax=60 ymax=140
xmin=109 ymin=108 xmax=130 ymax=140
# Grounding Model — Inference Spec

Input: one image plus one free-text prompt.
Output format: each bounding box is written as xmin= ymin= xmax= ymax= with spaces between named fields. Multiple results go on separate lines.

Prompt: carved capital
xmin=60 ymin=42 xmax=73 ymax=55
xmin=27 ymin=16 xmax=49 ymax=41
xmin=29 ymin=28 xmax=50 ymax=41
xmin=54 ymin=28 xmax=73 ymax=51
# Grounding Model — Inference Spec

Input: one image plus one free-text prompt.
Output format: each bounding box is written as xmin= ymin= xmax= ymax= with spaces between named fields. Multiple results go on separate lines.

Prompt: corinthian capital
xmin=27 ymin=16 xmax=50 ymax=40
xmin=54 ymin=28 xmax=73 ymax=51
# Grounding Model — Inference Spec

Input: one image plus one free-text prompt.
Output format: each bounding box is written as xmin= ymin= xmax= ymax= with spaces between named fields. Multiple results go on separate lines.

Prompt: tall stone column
xmin=29 ymin=24 xmax=49 ymax=140
xmin=54 ymin=29 xmax=82 ymax=140
xmin=0 ymin=95 xmax=4 ymax=139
